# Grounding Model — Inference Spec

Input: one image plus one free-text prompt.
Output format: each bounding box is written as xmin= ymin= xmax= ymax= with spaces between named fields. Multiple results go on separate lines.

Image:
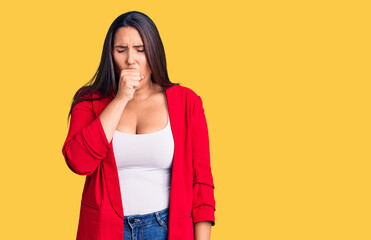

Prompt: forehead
xmin=113 ymin=26 xmax=143 ymax=44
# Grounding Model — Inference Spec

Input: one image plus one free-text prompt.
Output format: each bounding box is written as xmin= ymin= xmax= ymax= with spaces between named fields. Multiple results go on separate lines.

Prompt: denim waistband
xmin=124 ymin=208 xmax=169 ymax=226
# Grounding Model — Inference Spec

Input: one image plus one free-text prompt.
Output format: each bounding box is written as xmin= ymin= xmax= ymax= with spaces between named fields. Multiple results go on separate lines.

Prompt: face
xmin=112 ymin=26 xmax=152 ymax=83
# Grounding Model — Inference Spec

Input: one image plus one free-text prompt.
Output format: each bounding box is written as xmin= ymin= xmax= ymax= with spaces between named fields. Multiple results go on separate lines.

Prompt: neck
xmin=132 ymin=80 xmax=159 ymax=101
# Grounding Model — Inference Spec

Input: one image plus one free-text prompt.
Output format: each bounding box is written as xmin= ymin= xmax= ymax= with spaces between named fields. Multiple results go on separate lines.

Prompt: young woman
xmin=62 ymin=11 xmax=216 ymax=240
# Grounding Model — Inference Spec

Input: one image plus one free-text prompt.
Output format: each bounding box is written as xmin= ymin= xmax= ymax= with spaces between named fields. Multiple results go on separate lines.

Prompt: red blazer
xmin=62 ymin=84 xmax=216 ymax=240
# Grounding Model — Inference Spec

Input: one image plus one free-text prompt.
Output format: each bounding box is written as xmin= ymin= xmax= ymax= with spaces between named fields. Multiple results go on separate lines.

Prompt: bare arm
xmin=194 ymin=221 xmax=212 ymax=240
xmin=99 ymin=98 xmax=129 ymax=144
xmin=99 ymin=69 xmax=144 ymax=143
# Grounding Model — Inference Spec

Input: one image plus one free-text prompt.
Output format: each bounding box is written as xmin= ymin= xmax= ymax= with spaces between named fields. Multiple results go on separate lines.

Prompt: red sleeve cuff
xmin=94 ymin=116 xmax=112 ymax=150
xmin=192 ymin=204 xmax=215 ymax=226
xmin=81 ymin=116 xmax=111 ymax=159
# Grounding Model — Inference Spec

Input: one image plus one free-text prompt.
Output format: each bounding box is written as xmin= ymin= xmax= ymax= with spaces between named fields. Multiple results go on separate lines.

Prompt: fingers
xmin=128 ymin=79 xmax=141 ymax=89
xmin=120 ymin=69 xmax=144 ymax=78
xmin=116 ymin=69 xmax=145 ymax=101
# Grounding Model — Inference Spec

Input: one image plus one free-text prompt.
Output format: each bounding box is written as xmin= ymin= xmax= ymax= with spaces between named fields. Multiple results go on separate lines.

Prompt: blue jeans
xmin=124 ymin=207 xmax=169 ymax=240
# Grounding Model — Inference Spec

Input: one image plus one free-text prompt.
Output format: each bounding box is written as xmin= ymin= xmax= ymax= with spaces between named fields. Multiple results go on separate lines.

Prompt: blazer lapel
xmin=165 ymin=86 xmax=182 ymax=223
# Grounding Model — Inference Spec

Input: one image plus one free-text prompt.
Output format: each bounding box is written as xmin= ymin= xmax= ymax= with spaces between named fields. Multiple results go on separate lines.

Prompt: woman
xmin=62 ymin=11 xmax=216 ymax=240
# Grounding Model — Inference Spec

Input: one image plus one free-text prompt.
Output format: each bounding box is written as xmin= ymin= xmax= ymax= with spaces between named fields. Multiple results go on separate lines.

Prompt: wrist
xmin=114 ymin=96 xmax=129 ymax=105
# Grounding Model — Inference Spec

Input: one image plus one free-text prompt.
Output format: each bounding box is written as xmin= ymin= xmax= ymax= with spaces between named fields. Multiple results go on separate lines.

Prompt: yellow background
xmin=1 ymin=0 xmax=370 ymax=239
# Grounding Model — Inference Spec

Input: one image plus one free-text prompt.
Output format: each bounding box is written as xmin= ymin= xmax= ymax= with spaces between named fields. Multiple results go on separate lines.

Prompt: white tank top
xmin=112 ymin=98 xmax=174 ymax=216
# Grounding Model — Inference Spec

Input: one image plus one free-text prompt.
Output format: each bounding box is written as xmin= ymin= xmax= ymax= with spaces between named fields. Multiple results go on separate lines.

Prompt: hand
xmin=115 ymin=69 xmax=145 ymax=102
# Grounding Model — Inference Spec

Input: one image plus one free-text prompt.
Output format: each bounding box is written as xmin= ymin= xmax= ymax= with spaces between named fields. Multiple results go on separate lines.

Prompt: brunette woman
xmin=62 ymin=11 xmax=216 ymax=240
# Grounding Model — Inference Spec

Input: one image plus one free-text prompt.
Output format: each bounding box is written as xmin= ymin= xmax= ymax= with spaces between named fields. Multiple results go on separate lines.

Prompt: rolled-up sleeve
xmin=191 ymin=95 xmax=216 ymax=226
xmin=62 ymin=96 xmax=111 ymax=176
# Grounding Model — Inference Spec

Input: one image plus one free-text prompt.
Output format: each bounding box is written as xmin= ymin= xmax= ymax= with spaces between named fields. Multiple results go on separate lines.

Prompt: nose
xmin=127 ymin=49 xmax=135 ymax=66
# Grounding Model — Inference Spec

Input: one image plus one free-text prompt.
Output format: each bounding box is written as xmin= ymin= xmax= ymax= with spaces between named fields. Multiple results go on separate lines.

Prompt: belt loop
xmin=155 ymin=211 xmax=162 ymax=223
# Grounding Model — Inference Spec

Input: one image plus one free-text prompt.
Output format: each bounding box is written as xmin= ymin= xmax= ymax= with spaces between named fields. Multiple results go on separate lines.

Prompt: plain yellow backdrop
xmin=0 ymin=0 xmax=370 ymax=239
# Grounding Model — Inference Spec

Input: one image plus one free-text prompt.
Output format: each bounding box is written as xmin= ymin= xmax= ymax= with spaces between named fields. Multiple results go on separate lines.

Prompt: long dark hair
xmin=66 ymin=11 xmax=180 ymax=122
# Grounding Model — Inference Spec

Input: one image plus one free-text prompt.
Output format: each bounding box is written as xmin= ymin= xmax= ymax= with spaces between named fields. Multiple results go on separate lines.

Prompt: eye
xmin=117 ymin=50 xmax=145 ymax=53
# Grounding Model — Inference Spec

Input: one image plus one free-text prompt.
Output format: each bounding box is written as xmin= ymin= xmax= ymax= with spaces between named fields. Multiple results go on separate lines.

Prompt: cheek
xmin=113 ymin=54 xmax=124 ymax=67
xmin=141 ymin=57 xmax=151 ymax=72
xmin=112 ymin=55 xmax=123 ymax=74
xmin=113 ymin=53 xmax=121 ymax=62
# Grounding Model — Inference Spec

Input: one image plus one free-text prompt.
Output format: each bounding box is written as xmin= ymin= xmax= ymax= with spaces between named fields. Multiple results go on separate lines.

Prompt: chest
xmin=116 ymin=94 xmax=169 ymax=135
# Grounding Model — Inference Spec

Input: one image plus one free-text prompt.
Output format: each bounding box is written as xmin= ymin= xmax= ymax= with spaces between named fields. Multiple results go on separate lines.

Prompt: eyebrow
xmin=114 ymin=45 xmax=144 ymax=48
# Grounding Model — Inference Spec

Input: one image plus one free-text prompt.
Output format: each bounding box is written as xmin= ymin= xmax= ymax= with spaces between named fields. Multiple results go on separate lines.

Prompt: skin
xmin=194 ymin=222 xmax=212 ymax=239
xmin=112 ymin=26 xmax=154 ymax=102
xmin=98 ymin=26 xmax=212 ymax=239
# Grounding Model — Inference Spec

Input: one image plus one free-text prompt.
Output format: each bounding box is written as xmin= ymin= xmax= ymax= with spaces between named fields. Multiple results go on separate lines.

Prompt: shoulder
xmin=72 ymin=88 xmax=104 ymax=113
xmin=172 ymin=85 xmax=201 ymax=101
xmin=76 ymin=88 xmax=101 ymax=98
xmin=170 ymin=85 xmax=204 ymax=116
